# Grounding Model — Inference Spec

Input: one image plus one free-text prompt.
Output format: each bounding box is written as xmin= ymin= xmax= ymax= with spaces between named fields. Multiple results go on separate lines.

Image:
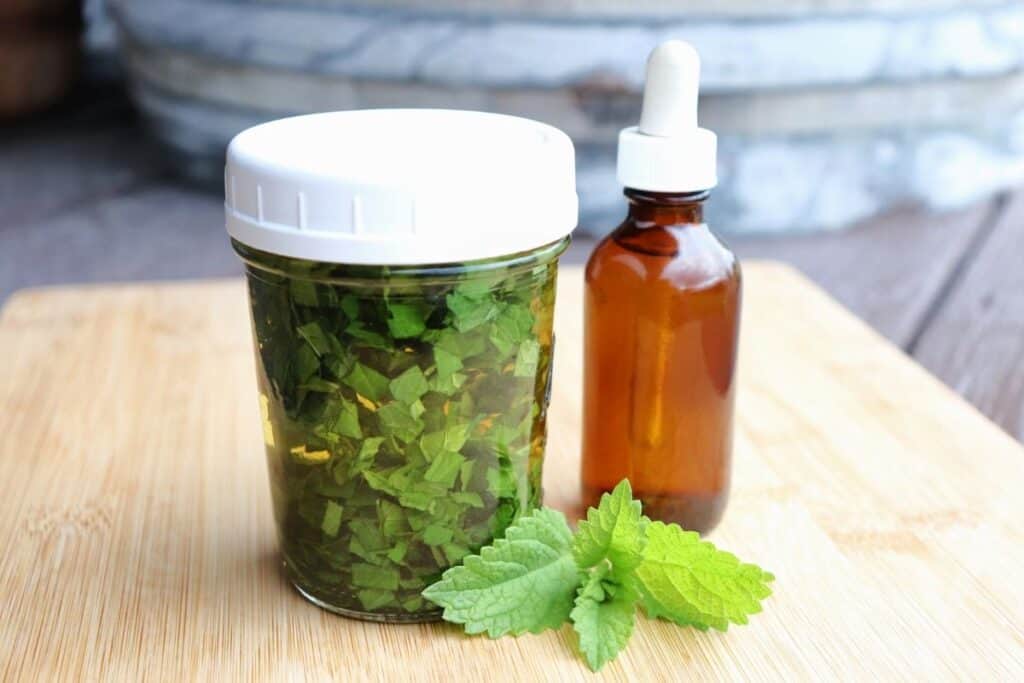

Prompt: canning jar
xmin=225 ymin=110 xmax=577 ymax=622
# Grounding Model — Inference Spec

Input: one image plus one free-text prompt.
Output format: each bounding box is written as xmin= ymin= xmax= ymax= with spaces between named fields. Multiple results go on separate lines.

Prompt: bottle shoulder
xmin=586 ymin=220 xmax=739 ymax=291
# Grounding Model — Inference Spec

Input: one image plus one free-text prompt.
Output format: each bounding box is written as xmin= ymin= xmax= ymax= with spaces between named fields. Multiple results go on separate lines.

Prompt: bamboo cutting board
xmin=1 ymin=263 xmax=1022 ymax=681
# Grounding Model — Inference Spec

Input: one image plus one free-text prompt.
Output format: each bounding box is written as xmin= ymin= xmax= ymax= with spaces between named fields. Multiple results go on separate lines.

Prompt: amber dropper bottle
xmin=581 ymin=40 xmax=740 ymax=534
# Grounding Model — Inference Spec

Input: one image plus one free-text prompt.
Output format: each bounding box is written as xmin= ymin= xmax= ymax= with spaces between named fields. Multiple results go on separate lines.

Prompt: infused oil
xmin=580 ymin=41 xmax=740 ymax=533
xmin=581 ymin=189 xmax=739 ymax=532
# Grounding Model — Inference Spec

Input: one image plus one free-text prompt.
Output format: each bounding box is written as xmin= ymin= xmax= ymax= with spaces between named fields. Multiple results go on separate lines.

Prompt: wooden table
xmin=3 ymin=93 xmax=1023 ymax=446
xmin=1 ymin=265 xmax=1023 ymax=679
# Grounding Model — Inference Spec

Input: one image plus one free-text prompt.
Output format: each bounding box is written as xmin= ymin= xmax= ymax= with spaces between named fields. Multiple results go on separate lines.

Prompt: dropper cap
xmin=617 ymin=40 xmax=717 ymax=192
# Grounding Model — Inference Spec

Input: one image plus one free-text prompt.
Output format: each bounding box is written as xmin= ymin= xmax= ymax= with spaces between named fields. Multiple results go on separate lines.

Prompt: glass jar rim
xmin=232 ymin=236 xmax=569 ymax=286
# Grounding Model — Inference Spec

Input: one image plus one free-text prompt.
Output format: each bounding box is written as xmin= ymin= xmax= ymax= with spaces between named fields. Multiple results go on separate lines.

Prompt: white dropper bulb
xmin=616 ymin=39 xmax=717 ymax=192
xmin=638 ymin=40 xmax=700 ymax=138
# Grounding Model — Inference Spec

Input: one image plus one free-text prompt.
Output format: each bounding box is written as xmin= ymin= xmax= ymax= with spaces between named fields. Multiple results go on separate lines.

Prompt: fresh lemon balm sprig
xmin=422 ymin=480 xmax=774 ymax=671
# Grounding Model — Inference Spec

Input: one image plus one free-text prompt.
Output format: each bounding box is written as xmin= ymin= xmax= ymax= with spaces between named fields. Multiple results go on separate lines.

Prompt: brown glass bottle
xmin=581 ymin=188 xmax=741 ymax=533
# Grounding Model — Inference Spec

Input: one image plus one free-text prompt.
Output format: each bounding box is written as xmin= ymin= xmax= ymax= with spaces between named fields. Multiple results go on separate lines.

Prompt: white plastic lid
xmin=617 ymin=40 xmax=717 ymax=192
xmin=225 ymin=109 xmax=578 ymax=265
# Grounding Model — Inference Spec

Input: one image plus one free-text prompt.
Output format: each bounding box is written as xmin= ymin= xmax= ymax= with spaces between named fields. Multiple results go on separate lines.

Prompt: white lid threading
xmin=225 ymin=109 xmax=578 ymax=265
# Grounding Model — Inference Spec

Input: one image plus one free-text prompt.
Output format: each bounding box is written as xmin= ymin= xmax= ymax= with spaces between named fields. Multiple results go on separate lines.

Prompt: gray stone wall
xmin=109 ymin=0 xmax=1024 ymax=233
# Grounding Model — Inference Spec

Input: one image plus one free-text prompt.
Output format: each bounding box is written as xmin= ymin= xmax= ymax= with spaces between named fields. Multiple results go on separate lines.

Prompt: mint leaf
xmin=635 ymin=521 xmax=774 ymax=631
xmin=637 ymin=586 xmax=709 ymax=631
xmin=571 ymin=564 xmax=640 ymax=672
xmin=423 ymin=483 xmax=775 ymax=670
xmin=573 ymin=479 xmax=646 ymax=572
xmin=422 ymin=508 xmax=579 ymax=636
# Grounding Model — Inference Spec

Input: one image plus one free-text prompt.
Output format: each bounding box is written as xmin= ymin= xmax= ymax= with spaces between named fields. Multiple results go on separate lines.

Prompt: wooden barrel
xmin=109 ymin=0 xmax=1024 ymax=233
xmin=0 ymin=0 xmax=80 ymax=118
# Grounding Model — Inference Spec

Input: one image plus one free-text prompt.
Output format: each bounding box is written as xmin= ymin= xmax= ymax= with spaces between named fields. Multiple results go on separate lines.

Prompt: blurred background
xmin=3 ymin=1 xmax=1023 ymax=438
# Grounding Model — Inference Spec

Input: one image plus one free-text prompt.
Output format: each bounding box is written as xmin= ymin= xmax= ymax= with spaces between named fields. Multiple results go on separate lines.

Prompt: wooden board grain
xmin=1 ymin=264 xmax=1022 ymax=681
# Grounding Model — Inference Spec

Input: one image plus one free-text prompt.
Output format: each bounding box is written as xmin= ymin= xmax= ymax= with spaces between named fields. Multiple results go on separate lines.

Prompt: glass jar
xmin=226 ymin=109 xmax=576 ymax=621
xmin=235 ymin=239 xmax=566 ymax=621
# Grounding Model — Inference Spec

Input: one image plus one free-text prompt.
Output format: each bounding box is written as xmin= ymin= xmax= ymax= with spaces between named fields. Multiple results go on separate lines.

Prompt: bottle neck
xmin=624 ymin=188 xmax=708 ymax=226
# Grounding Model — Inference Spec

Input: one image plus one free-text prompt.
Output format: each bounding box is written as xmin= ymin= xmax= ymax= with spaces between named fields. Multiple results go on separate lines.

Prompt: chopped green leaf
xmin=433 ymin=328 xmax=487 ymax=358
xmin=324 ymin=352 xmax=355 ymax=381
xmin=420 ymin=424 xmax=471 ymax=460
xmin=387 ymin=301 xmax=429 ymax=338
xmin=339 ymin=294 xmax=360 ymax=318
xmin=289 ymin=279 xmax=319 ymax=307
xmin=345 ymin=321 xmax=390 ymax=349
xmin=333 ymin=399 xmax=363 ymax=439
xmin=352 ymin=563 xmax=400 ymax=591
xmin=423 ymin=524 xmax=454 ymax=546
xmin=486 ymin=466 xmax=518 ymax=498
xmin=398 ymin=488 xmax=436 ymax=511
xmin=358 ymin=589 xmax=397 ymax=610
xmin=300 ymin=377 xmax=340 ymax=392
xmin=387 ymin=540 xmax=409 ymax=564
xmin=295 ymin=344 xmax=320 ymax=382
xmin=389 ymin=365 xmax=429 ymax=405
xmin=423 ymin=450 xmax=466 ymax=488
xmin=434 ymin=346 xmax=463 ymax=381
xmin=447 ymin=291 xmax=499 ymax=331
xmin=409 ymin=399 xmax=426 ymax=419
xmin=297 ymin=321 xmax=333 ymax=356
xmin=363 ymin=470 xmax=400 ymax=496
xmin=490 ymin=303 xmax=534 ymax=355
xmin=342 ymin=362 xmax=390 ymax=401
xmin=514 ymin=339 xmax=540 ymax=377
xmin=321 ymin=501 xmax=344 ymax=537
xmin=429 ymin=371 xmax=466 ymax=395
xmin=349 ymin=436 xmax=385 ymax=475
xmin=377 ymin=402 xmax=425 ymax=443
xmin=451 ymin=491 xmax=484 ymax=508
